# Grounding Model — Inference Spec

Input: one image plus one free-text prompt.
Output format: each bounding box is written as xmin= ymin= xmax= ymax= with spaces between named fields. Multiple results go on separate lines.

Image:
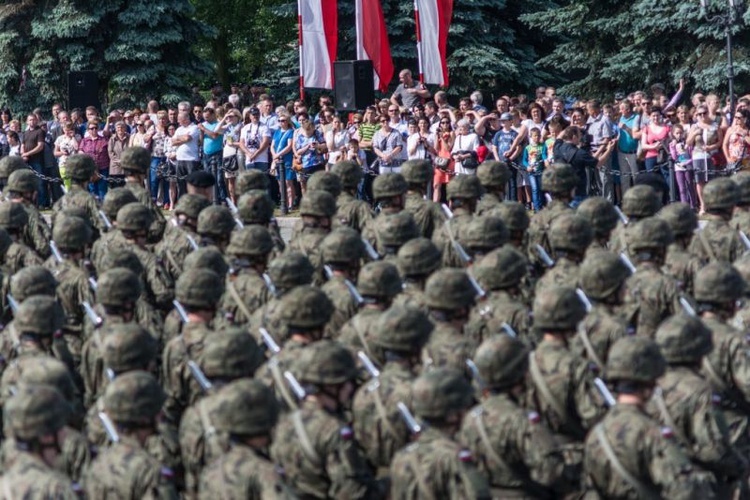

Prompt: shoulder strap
xmin=370 ymin=382 xmax=400 ymax=441
xmin=652 ymin=388 xmax=687 ymax=445
xmin=352 ymin=315 xmax=374 ymax=359
xmin=528 ymin=351 xmax=569 ymax=425
xmin=577 ymin=322 xmax=604 ymax=372
xmin=702 ymin=357 xmax=728 ymax=393
xmin=404 ymin=448 xmax=436 ymax=500
xmin=593 ymin=423 xmax=660 ymax=500
xmin=697 ymin=230 xmax=717 ymax=261
xmin=164 ymin=249 xmax=182 ymax=276
xmin=226 ymin=279 xmax=254 ymax=323
xmin=269 ymin=359 xmax=298 ymax=410
xmin=197 ymin=398 xmax=217 ymax=439
xmin=291 ymin=410 xmax=322 ymax=466
xmin=471 ymin=407 xmax=506 ymax=468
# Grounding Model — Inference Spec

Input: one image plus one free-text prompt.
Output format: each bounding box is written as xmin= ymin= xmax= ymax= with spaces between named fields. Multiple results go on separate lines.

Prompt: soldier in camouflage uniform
xmin=731 ymin=254 xmax=750 ymax=330
xmin=462 ymin=215 xmax=509 ymax=263
xmin=156 ymin=194 xmax=210 ymax=283
xmin=460 ymin=335 xmax=571 ymax=498
xmin=576 ymin=196 xmax=619 ymax=256
xmin=401 ymin=159 xmax=446 ymax=238
xmin=657 ymin=202 xmax=702 ymax=296
xmin=196 ymin=205 xmax=236 ymax=253
xmin=236 ymin=169 xmax=269 ymax=196
xmin=433 ymin=174 xmax=481 ymax=268
xmin=89 ymin=187 xmax=138 ymax=267
xmin=621 ymin=217 xmax=681 ymax=337
xmin=5 ymin=168 xmax=52 ymax=259
xmin=373 ymin=211 xmax=419 ymax=260
xmin=0 ymin=202 xmax=44 ymax=274
xmin=330 ymin=160 xmax=374 ymax=233
xmin=731 ymin=171 xmax=750 ymax=234
xmin=237 ymin=189 xmax=285 ymax=256
xmin=583 ymin=336 xmax=712 ymax=499
xmin=198 ymin=379 xmax=291 ymax=499
xmin=465 ymin=245 xmax=533 ymax=347
xmin=120 ymin=146 xmax=167 ymax=243
xmin=476 ymin=160 xmax=511 ymax=215
xmin=272 ymin=340 xmax=384 ymax=498
xmin=572 ymin=252 xmax=631 ymax=373
xmin=0 ymin=154 xmax=27 ymax=192
xmin=51 ymin=154 xmax=106 ymax=236
xmin=652 ymin=313 xmax=748 ymax=496
xmin=352 ymin=305 xmax=433 ymax=473
xmin=362 ymin=173 xmax=409 ymax=247
xmin=320 ymin=228 xmax=365 ymax=336
xmin=393 ymin=237 xmax=441 ymax=312
xmin=607 ymin=184 xmax=662 ymax=255
xmin=490 ymin=201 xmax=530 ymax=252
xmin=688 ymin=177 xmax=746 ymax=263
xmin=0 ymin=385 xmax=78 ymax=498
xmin=390 ymin=368 xmax=491 ymax=499
xmin=536 ymin=213 xmax=593 ymax=292
xmin=84 ymin=371 xmax=178 ymax=499
xmin=0 ymin=264 xmax=55 ymax=332
xmin=287 ymin=190 xmax=337 ymax=281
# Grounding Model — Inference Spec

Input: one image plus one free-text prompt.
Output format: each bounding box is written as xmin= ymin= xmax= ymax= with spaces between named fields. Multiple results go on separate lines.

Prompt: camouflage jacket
xmin=21 ymin=202 xmax=51 ymax=259
xmin=259 ymin=338 xmax=310 ymax=412
xmin=338 ymin=307 xmax=385 ymax=362
xmin=526 ymin=200 xmax=571 ymax=271
xmin=124 ymin=180 xmax=166 ymax=244
xmin=688 ymin=215 xmax=746 ymax=264
xmin=663 ymin=243 xmax=701 ymax=297
xmin=465 ymin=290 xmax=532 ymax=348
xmin=322 ymin=276 xmax=360 ymax=339
xmin=404 ymin=192 xmax=446 ymax=239
xmin=334 ymin=192 xmax=374 ymax=233
xmin=476 ymin=193 xmax=503 ymax=216
xmin=432 ymin=208 xmax=474 ymax=269
xmin=535 ymin=256 xmax=581 ymax=293
xmin=422 ymin=320 xmax=477 ymax=374
xmin=0 ymin=450 xmax=78 ymax=499
xmin=155 ymin=224 xmax=197 ymax=284
xmin=622 ymin=262 xmax=680 ymax=338
xmin=570 ymin=303 xmax=629 ymax=374
xmin=392 ymin=281 xmax=429 ymax=313
xmin=220 ymin=270 xmax=271 ymax=326
xmin=52 ymin=185 xmax=106 ymax=235
xmin=3 ymin=242 xmax=43 ymax=275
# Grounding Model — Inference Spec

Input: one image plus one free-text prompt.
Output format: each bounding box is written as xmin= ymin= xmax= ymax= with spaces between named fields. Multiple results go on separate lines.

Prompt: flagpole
xmin=414 ymin=0 xmax=424 ymax=84
xmin=297 ymin=0 xmax=305 ymax=100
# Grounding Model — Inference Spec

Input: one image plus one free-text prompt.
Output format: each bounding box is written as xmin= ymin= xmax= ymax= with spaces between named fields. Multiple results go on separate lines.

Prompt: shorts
xmin=516 ymin=170 xmax=529 ymax=187
xmin=223 ymin=156 xmax=239 ymax=179
xmin=298 ymin=163 xmax=325 ymax=182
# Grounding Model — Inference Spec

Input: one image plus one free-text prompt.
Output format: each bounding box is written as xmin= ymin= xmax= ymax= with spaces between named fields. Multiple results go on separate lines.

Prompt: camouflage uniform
xmin=0 ymin=203 xmax=43 ymax=274
xmin=731 ymin=255 xmax=750 ymax=330
xmin=51 ymin=154 xmax=105 ymax=235
xmin=237 ymin=190 xmax=286 ymax=257
xmin=287 ymin=190 xmax=337 ymax=282
xmin=361 ymin=173 xmax=409 ymax=248
xmin=658 ymin=202 xmax=702 ymax=296
xmin=476 ymin=160 xmax=511 ymax=216
xmin=0 ymin=265 xmax=57 ymax=349
xmin=607 ymin=185 xmax=662 ymax=255
xmin=688 ymin=178 xmax=745 ymax=263
xmin=401 ymin=159 xmax=446 ymax=238
xmin=319 ymin=228 xmax=365 ymax=337
xmin=120 ymin=147 xmax=167 ymax=243
xmin=462 ymin=215 xmax=508 ymax=263
xmin=373 ymin=211 xmax=419 ymax=260
xmin=432 ymin=175 xmax=481 ymax=268
xmin=536 ymin=213 xmax=593 ymax=292
xmin=330 ymin=160 xmax=374 ymax=233
xmin=89 ymin=188 xmax=138 ymax=269
xmin=393 ymin=237 xmax=441 ymax=313
xmin=730 ymin=171 xmax=750 ymax=235
xmin=155 ymin=194 xmax=210 ymax=283
xmin=489 ymin=201 xmax=530 ymax=253
xmin=6 ymin=169 xmax=52 ymax=259
xmin=577 ymin=196 xmax=619 ymax=256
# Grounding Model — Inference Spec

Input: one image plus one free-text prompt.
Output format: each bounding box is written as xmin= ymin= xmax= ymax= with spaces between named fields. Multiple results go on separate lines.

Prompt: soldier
xmin=732 ymin=254 xmax=750 ymax=330
xmin=0 ymin=264 xmax=55 ymax=329
xmin=361 ymin=173 xmax=409 ymax=248
xmin=465 ymin=245 xmax=533 ymax=347
xmin=0 ymin=155 xmax=27 ymax=192
xmin=330 ymin=160 xmax=374 ymax=233
xmin=476 ymin=160 xmax=511 ymax=215
xmin=272 ymin=340 xmax=384 ymax=498
xmin=89 ymin=188 xmax=138 ymax=268
xmin=572 ymin=252 xmax=631 ymax=372
xmin=462 ymin=215 xmax=509 ymax=263
xmin=658 ymin=202 xmax=702 ymax=296
xmin=0 ymin=385 xmax=78 ymax=498
xmin=236 ymin=169 xmax=269 ymax=197
xmin=198 ymin=379 xmax=290 ymax=499
xmin=84 ymin=371 xmax=178 ymax=499
xmin=433 ymin=174 xmax=481 ymax=268
xmin=120 ymin=146 xmax=167 ymax=243
xmin=536 ymin=213 xmax=593 ymax=291
xmin=652 ymin=313 xmax=747 ymax=495
xmin=490 ymin=201 xmax=530 ymax=252
xmin=393 ymin=237 xmax=442 ymax=312
xmin=731 ymin=171 xmax=750 ymax=234
xmin=688 ymin=177 xmax=746 ymax=263
xmin=621 ymin=217 xmax=681 ymax=337
xmin=390 ymin=368 xmax=491 ymax=499
xmin=5 ymin=168 xmax=52 ymax=258
xmin=401 ymin=159 xmax=446 ymax=238
xmin=51 ymin=154 xmax=105 ymax=235
xmin=320 ymin=228 xmax=366 ymax=336
xmin=353 ymin=306 xmax=432 ymax=473
xmin=608 ymin=184 xmax=662 ymax=254
xmin=583 ymin=336 xmax=711 ymax=499
xmin=373 ymin=211 xmax=419 ymax=260
xmin=237 ymin=190 xmax=285 ymax=256
xmin=196 ymin=205 xmax=236 ymax=253
xmin=156 ymin=194 xmax=211 ymax=283
xmin=0 ymin=202 xmax=43 ymax=274
xmin=286 ymin=190 xmax=337 ymax=276
xmin=576 ymin=196 xmax=619 ymax=255
xmin=460 ymin=335 xmax=570 ymax=498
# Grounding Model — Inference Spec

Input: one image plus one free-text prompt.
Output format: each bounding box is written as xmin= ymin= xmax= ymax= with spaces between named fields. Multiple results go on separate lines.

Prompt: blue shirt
xmin=202 ymin=121 xmax=223 ymax=156
xmin=492 ymin=129 xmax=518 ymax=157
xmin=618 ymin=114 xmax=640 ymax=153
xmin=272 ymin=129 xmax=294 ymax=167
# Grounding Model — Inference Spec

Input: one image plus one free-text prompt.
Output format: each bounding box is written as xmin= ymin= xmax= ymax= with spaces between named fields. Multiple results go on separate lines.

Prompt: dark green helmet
xmin=175 ymin=269 xmax=225 ymax=309
xmin=183 ymin=247 xmax=230 ymax=277
xmin=549 ymin=213 xmax=593 ymax=252
xmin=175 ymin=194 xmax=211 ymax=220
xmin=606 ymin=336 xmax=666 ymax=383
xmin=734 ymin=172 xmax=750 ymax=206
xmin=237 ymin=190 xmax=274 ymax=225
xmin=102 ymin=324 xmax=158 ymax=374
xmin=103 ymin=371 xmax=165 ymax=425
xmin=15 ymin=357 xmax=76 ymax=403
xmin=373 ymin=173 xmax=408 ymax=200
xmin=307 ymin=171 xmax=342 ymax=198
xmin=576 ymin=197 xmax=619 ymax=239
xmin=65 ymin=154 xmax=97 ymax=182
xmin=100 ymin=248 xmax=144 ymax=277
xmin=474 ymin=246 xmax=527 ymax=290
xmin=331 ymin=160 xmax=363 ymax=190
xmin=412 ymin=368 xmax=473 ymax=419
xmin=212 ymin=379 xmax=279 ymax=435
xmin=0 ymin=156 xmax=27 ymax=182
xmin=357 ymin=261 xmax=402 ymax=299
xmin=703 ymin=177 xmax=739 ymax=211
xmin=279 ymin=285 xmax=334 ymax=328
xmin=200 ymin=327 xmax=264 ymax=379
xmin=295 ymin=340 xmax=357 ymax=385
xmin=15 ymin=295 xmax=64 ymax=337
xmin=447 ymin=175 xmax=481 ymax=200
xmin=7 ymin=169 xmax=38 ymax=193
xmin=299 ymin=190 xmax=337 ymax=218
xmin=542 ymin=163 xmax=577 ymax=195
xmin=580 ymin=252 xmax=630 ymax=300
xmin=475 ymin=335 xmax=529 ymax=390
xmin=236 ymin=170 xmax=269 ymax=196
xmin=10 ymin=266 xmax=57 ymax=301
xmin=397 ymin=237 xmax=441 ymax=278
xmin=401 ymin=159 xmax=432 ymax=186
xmin=695 ymin=262 xmax=745 ymax=304
xmin=97 ymin=268 xmax=141 ymax=307
xmin=375 ymin=212 xmax=419 ymax=249
xmin=491 ymin=201 xmax=530 ymax=232
xmin=116 ymin=202 xmax=153 ymax=232
xmin=53 ymin=215 xmax=91 ymax=251
xmin=476 ymin=161 xmax=511 ymax=188
xmin=5 ymin=385 xmax=69 ymax=441
xmin=533 ymin=286 xmax=585 ymax=331
xmin=463 ymin=215 xmax=508 ymax=253
xmin=657 ymin=202 xmax=697 ymax=238
xmin=655 ymin=313 xmax=713 ymax=364
xmin=120 ymin=146 xmax=151 ymax=174
xmin=227 ymin=225 xmax=273 ymax=257
xmin=373 ymin=305 xmax=433 ymax=353
xmin=197 ymin=206 xmax=235 ymax=237
xmin=267 ymin=252 xmax=314 ymax=290
xmin=0 ymin=202 xmax=28 ymax=230
xmin=425 ymin=269 xmax=477 ymax=310
xmin=627 ymin=218 xmax=674 ymax=251
xmin=101 ymin=188 xmax=138 ymax=221
xmin=320 ymin=228 xmax=365 ymax=265
xmin=622 ymin=185 xmax=661 ymax=218
xmin=735 ymin=254 xmax=750 ymax=294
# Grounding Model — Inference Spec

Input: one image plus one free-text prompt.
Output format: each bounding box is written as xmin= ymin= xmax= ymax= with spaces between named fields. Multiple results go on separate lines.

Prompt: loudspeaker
xmin=334 ymin=60 xmax=374 ymax=111
xmin=67 ymin=71 xmax=100 ymax=111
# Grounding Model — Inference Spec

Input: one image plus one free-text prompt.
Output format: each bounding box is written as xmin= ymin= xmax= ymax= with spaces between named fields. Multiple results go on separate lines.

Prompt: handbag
xmin=434 ymin=156 xmax=454 ymax=175
xmin=461 ymin=151 xmax=479 ymax=170
xmin=292 ymin=157 xmax=304 ymax=172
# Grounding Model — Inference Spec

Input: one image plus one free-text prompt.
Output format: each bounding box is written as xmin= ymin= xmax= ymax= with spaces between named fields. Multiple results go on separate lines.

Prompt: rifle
xmin=594 ymin=377 xmax=616 ymax=407
xmin=259 ymin=327 xmax=281 ymax=355
xmin=533 ymin=244 xmax=555 ymax=268
xmin=357 ymin=351 xmax=381 ymax=379
xmin=619 ymin=252 xmax=637 ymax=274
xmin=397 ymin=402 xmax=422 ymax=434
xmin=225 ymin=198 xmax=245 ymax=229
xmin=82 ymin=301 xmax=103 ymax=328
xmin=576 ymin=288 xmax=593 ymax=313
xmin=49 ymin=240 xmax=64 ymax=263
xmin=98 ymin=411 xmax=120 ymax=443
xmin=324 ymin=265 xmax=365 ymax=305
xmin=187 ymin=360 xmax=213 ymax=392
xmin=98 ymin=210 xmax=113 ymax=230
xmin=284 ymin=371 xmax=306 ymax=400
xmin=614 ymin=206 xmax=629 ymax=226
xmin=173 ymin=300 xmax=190 ymax=323
xmin=361 ymin=238 xmax=380 ymax=261
xmin=6 ymin=294 xmax=18 ymax=314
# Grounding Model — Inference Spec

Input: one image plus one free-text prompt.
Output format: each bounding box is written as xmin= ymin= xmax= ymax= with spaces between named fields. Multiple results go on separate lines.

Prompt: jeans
xmin=89 ymin=168 xmax=108 ymax=201
xmin=507 ymin=174 xmax=517 ymax=202
xmin=644 ymin=157 xmax=670 ymax=186
xmin=203 ymin=151 xmax=226 ymax=204
xmin=150 ymin=156 xmax=167 ymax=204
xmin=245 ymin=161 xmax=269 ymax=173
xmin=176 ymin=160 xmax=201 ymax=197
xmin=528 ymin=172 xmax=543 ymax=211
xmin=28 ymin=160 xmax=48 ymax=207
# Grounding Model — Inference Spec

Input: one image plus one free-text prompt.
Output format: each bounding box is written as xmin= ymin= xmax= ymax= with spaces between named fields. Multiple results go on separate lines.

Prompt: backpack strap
xmin=269 ymin=359 xmax=298 ymax=411
xmin=226 ymin=279 xmax=254 ymax=324
xmin=404 ymin=447 xmax=435 ymax=500
xmin=471 ymin=407 xmax=506 ymax=469
xmin=577 ymin=321 xmax=604 ymax=372
xmin=593 ymin=423 xmax=660 ymax=500
xmin=291 ymin=410 xmax=321 ymax=466
xmin=697 ymin=229 xmax=717 ymax=261
xmin=369 ymin=381 xmax=399 ymax=441
xmin=528 ymin=351 xmax=568 ymax=426
xmin=652 ymin=388 xmax=687 ymax=445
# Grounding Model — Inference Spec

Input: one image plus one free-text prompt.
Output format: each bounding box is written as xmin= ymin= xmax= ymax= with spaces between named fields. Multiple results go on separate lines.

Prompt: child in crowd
xmin=669 ymin=124 xmax=697 ymax=208
xmin=346 ymin=138 xmax=368 ymax=172
xmin=7 ymin=131 xmax=19 ymax=156
xmin=522 ymin=128 xmax=546 ymax=211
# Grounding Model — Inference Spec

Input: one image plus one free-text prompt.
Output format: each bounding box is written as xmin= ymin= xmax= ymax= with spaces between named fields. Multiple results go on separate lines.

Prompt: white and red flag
xmin=414 ymin=0 xmax=452 ymax=86
xmin=298 ymin=0 xmax=338 ymax=96
xmin=355 ymin=0 xmax=394 ymax=92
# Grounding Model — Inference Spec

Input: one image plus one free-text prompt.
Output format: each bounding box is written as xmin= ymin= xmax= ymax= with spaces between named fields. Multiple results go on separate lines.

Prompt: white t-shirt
xmin=174 ymin=124 xmax=200 ymax=161
xmin=407 ymin=132 xmax=435 ymax=160
xmin=326 ymin=129 xmax=351 ymax=164
xmin=451 ymin=133 xmax=479 ymax=174
xmin=240 ymin=122 xmax=272 ymax=164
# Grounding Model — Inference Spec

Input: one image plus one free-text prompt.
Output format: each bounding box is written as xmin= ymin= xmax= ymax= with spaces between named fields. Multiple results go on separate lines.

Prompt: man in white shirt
xmin=171 ymin=111 xmax=201 ymax=195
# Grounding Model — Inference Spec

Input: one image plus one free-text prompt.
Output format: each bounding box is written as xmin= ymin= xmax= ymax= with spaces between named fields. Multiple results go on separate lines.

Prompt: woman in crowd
xmin=451 ymin=119 xmax=479 ymax=176
xmin=219 ymin=108 xmax=242 ymax=205
xmin=688 ymin=104 xmax=724 ymax=213
xmin=79 ymin=119 xmax=109 ymax=200
xmin=146 ymin=110 xmax=170 ymax=207
xmin=1 ymin=109 xmax=12 ymax=132
xmin=54 ymin=122 xmax=80 ymax=191
xmin=108 ymin=121 xmax=130 ymax=182
xmin=129 ymin=117 xmax=150 ymax=149
xmin=164 ymin=122 xmax=179 ymax=209
xmin=640 ymin=106 xmax=671 ymax=178
xmin=325 ymin=113 xmax=350 ymax=170
xmin=292 ymin=118 xmax=325 ymax=195
xmin=407 ymin=117 xmax=436 ymax=161
xmin=433 ymin=115 xmax=455 ymax=202
xmin=723 ymin=109 xmax=750 ymax=172
xmin=271 ymin=112 xmax=296 ymax=211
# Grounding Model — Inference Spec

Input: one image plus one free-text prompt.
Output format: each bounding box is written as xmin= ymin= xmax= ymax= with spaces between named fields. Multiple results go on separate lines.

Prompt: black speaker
xmin=334 ymin=60 xmax=374 ymax=111
xmin=67 ymin=71 xmax=100 ymax=111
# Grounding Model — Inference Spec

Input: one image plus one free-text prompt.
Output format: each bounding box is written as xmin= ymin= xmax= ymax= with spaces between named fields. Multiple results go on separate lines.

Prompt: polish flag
xmin=355 ymin=0 xmax=394 ymax=92
xmin=298 ymin=0 xmax=338 ymax=93
xmin=415 ymin=0 xmax=452 ymax=86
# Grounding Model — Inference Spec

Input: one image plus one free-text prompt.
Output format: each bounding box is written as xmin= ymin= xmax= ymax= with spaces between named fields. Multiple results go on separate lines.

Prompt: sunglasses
xmin=279 ymin=119 xmax=288 ymax=123
xmin=352 ymin=121 xmax=361 ymax=125
xmin=440 ymin=121 xmax=450 ymax=125
xmin=88 ymin=126 xmax=98 ymax=130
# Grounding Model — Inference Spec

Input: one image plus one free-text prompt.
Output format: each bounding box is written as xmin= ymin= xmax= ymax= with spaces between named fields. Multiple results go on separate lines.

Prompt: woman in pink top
xmin=641 ymin=106 xmax=670 ymax=180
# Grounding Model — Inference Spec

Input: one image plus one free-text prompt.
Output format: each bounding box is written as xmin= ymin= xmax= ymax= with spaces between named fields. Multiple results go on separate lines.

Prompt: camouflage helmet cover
xmin=412 ymin=368 xmax=474 ymax=419
xmin=103 ymin=371 xmax=165 ymax=424
xmin=655 ymin=313 xmax=713 ymax=364
xmin=606 ymin=336 xmax=666 ymax=382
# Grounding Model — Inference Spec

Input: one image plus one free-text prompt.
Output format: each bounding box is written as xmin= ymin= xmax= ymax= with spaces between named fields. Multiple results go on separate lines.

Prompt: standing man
xmin=197 ymin=107 xmax=225 ymax=204
xmin=20 ymin=113 xmax=48 ymax=208
xmin=618 ymin=100 xmax=642 ymax=194
xmin=172 ymin=111 xmax=201 ymax=196
xmin=391 ymin=69 xmax=431 ymax=110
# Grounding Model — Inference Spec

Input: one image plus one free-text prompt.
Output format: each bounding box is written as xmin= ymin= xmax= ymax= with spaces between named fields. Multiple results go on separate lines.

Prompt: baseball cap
xmin=499 ymin=112 xmax=513 ymax=121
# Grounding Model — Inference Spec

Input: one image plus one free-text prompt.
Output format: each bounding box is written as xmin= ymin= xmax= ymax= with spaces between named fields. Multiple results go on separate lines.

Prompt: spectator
xmin=20 ymin=113 xmax=48 ymax=207
xmin=198 ymin=107 xmax=225 ymax=203
xmin=239 ymin=107 xmax=271 ymax=173
xmin=587 ymin=99 xmax=614 ymax=201
xmin=522 ymin=128 xmax=547 ymax=211
xmin=641 ymin=106 xmax=670 ymax=182
xmin=53 ymin=122 xmax=80 ymax=191
xmin=450 ymin=118 xmax=479 ymax=175
xmin=723 ymin=109 xmax=750 ymax=172
xmin=259 ymin=97 xmax=278 ymax=133
xmin=108 ymin=121 xmax=130 ymax=182
xmin=219 ymin=108 xmax=242 ymax=205
xmin=372 ymin=115 xmax=404 ymax=174
xmin=325 ymin=114 xmax=350 ymax=169
xmin=433 ymin=116 xmax=455 ymax=202
xmin=0 ymin=108 xmax=11 ymax=132
xmin=292 ymin=118 xmax=325 ymax=195
xmin=79 ymin=119 xmax=109 ymax=200
xmin=553 ymin=125 xmax=615 ymax=207
xmin=668 ymin=124 xmax=697 ymax=207
xmin=391 ymin=69 xmax=431 ymax=110
xmin=407 ymin=117 xmax=436 ymax=161
xmin=172 ymin=111 xmax=201 ymax=196
xmin=271 ymin=112 xmax=296 ymax=211
xmin=164 ymin=122 xmax=179 ymax=208
xmin=7 ymin=131 xmax=19 ymax=157
xmin=146 ymin=111 xmax=170 ymax=207
xmin=617 ymin=100 xmax=641 ymax=194
xmin=357 ymin=106 xmax=380 ymax=202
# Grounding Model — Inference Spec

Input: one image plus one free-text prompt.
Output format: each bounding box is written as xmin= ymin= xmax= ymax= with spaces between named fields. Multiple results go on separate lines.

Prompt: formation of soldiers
xmin=2 ymin=144 xmax=750 ymax=498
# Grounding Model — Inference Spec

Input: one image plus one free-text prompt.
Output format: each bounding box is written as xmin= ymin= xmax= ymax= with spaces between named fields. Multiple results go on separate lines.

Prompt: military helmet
xmin=237 ymin=190 xmax=274 ymax=224
xmin=576 ymin=197 xmax=619 ymax=239
xmin=299 ymin=190 xmax=337 ymax=218
xmin=412 ymin=368 xmax=474 ymax=419
xmin=15 ymin=357 xmax=76 ymax=402
xmin=548 ymin=214 xmax=593 ymax=252
xmin=307 ymin=171 xmax=342 ymax=198
xmin=120 ymin=146 xmax=151 ymax=174
xmin=102 ymin=324 xmax=157 ymax=374
xmin=475 ymin=336 xmax=529 ymax=390
xmin=236 ymin=170 xmax=269 ymax=196
xmin=103 ymin=371 xmax=165 ymax=425
xmin=97 ymin=268 xmax=141 ymax=307
xmin=0 ymin=227 xmax=10 ymax=258
xmin=197 ymin=206 xmax=235 ymax=237
xmin=227 ymin=225 xmax=273 ymax=257
xmin=397 ymin=237 xmax=441 ymax=277
xmin=116 ymin=202 xmax=153 ymax=232
xmin=703 ymin=177 xmax=739 ymax=211
xmin=5 ymin=385 xmax=69 ymax=441
xmin=64 ymin=154 xmax=97 ymax=182
xmin=10 ymin=266 xmax=57 ymax=302
xmin=14 ymin=295 xmax=63 ymax=337
xmin=533 ymin=286 xmax=586 ymax=331
xmin=622 ymin=185 xmax=661 ymax=218
xmin=627 ymin=217 xmax=674 ymax=251
xmin=463 ymin=216 xmax=509 ymax=252
xmin=580 ymin=252 xmax=630 ymax=300
xmin=491 ymin=202 xmax=530 ymax=232
xmin=373 ymin=305 xmax=433 ymax=353
xmin=657 ymin=202 xmax=697 ymax=238
xmin=53 ymin=215 xmax=92 ymax=251
xmin=175 ymin=194 xmax=211 ymax=220
xmin=357 ymin=261 xmax=402 ymax=299
xmin=655 ymin=314 xmax=713 ymax=364
xmin=606 ymin=336 xmax=666 ymax=383
xmin=474 ymin=246 xmax=527 ymax=290
xmin=175 ymin=268 xmax=225 ymax=309
xmin=734 ymin=172 xmax=750 ymax=206
xmin=200 ymin=327 xmax=264 ymax=379
xmin=373 ymin=173 xmax=408 ymax=200
xmin=6 ymin=169 xmax=39 ymax=193
xmin=331 ymin=160 xmax=363 ymax=190
xmin=0 ymin=201 xmax=28 ymax=230
xmin=183 ymin=247 xmax=229 ymax=277
xmin=295 ymin=340 xmax=357 ymax=386
xmin=212 ymin=379 xmax=279 ymax=435
xmin=401 ymin=159 xmax=432 ymax=186
xmin=694 ymin=262 xmax=745 ymax=304
xmin=267 ymin=252 xmax=314 ymax=290
xmin=735 ymin=254 xmax=750 ymax=294
xmin=101 ymin=188 xmax=138 ymax=220
xmin=0 ymin=156 xmax=27 ymax=181
xmin=320 ymin=228 xmax=365 ymax=265
xmin=541 ymin=163 xmax=577 ymax=195
xmin=375 ymin=212 xmax=419 ymax=249
xmin=446 ymin=174 xmax=481 ymax=200
xmin=425 ymin=268 xmax=477 ymax=310
xmin=476 ymin=161 xmax=511 ymax=188
xmin=100 ymin=248 xmax=144 ymax=277
xmin=279 ymin=285 xmax=334 ymax=328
